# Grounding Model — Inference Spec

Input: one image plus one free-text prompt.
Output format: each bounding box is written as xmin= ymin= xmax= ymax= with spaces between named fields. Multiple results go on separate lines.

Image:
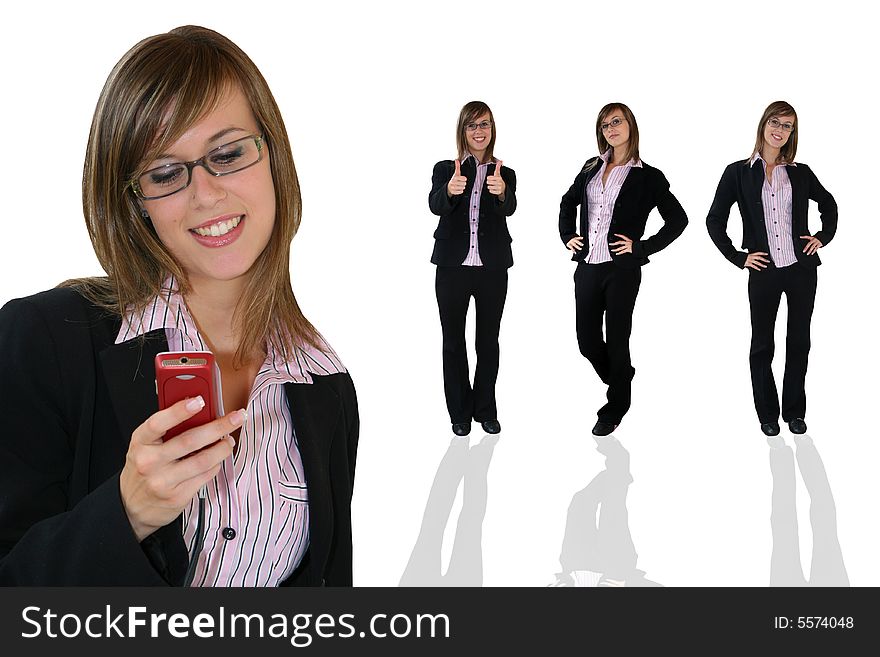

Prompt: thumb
xmin=494 ymin=159 xmax=503 ymax=176
xmin=454 ymin=159 xmax=461 ymax=177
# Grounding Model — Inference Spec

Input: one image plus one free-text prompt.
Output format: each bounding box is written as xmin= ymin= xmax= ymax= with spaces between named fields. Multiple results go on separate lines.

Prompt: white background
xmin=1 ymin=0 xmax=876 ymax=586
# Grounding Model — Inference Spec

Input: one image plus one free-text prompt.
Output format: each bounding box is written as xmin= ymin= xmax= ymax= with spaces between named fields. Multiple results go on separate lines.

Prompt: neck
xmin=761 ymin=145 xmax=782 ymax=165
xmin=611 ymin=146 xmax=629 ymax=165
xmin=183 ymin=275 xmax=249 ymax=359
xmin=470 ymin=149 xmax=488 ymax=164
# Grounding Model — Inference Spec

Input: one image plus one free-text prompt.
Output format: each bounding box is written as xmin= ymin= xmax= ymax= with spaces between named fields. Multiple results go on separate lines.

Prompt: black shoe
xmin=452 ymin=422 xmax=471 ymax=436
xmin=480 ymin=419 xmax=501 ymax=434
xmin=592 ymin=421 xmax=618 ymax=436
xmin=761 ymin=422 xmax=780 ymax=436
xmin=788 ymin=418 xmax=807 ymax=434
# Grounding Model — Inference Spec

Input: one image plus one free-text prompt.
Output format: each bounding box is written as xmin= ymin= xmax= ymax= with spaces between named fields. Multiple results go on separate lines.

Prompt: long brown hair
xmin=594 ymin=102 xmax=640 ymax=165
xmin=752 ymin=100 xmax=798 ymax=163
xmin=67 ymin=25 xmax=321 ymax=366
xmin=455 ymin=101 xmax=496 ymax=162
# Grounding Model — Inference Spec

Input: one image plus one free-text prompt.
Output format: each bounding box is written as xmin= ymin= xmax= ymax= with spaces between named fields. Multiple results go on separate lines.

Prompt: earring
xmin=141 ymin=209 xmax=151 ymax=221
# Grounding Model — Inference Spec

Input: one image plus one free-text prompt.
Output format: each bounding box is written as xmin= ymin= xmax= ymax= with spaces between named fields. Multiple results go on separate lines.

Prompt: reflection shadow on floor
xmin=399 ymin=434 xmax=499 ymax=587
xmin=549 ymin=435 xmax=661 ymax=587
xmin=768 ymin=433 xmax=849 ymax=586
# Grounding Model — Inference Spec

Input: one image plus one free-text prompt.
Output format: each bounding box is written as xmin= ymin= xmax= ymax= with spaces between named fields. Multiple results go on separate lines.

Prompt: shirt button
xmin=222 ymin=527 xmax=236 ymax=540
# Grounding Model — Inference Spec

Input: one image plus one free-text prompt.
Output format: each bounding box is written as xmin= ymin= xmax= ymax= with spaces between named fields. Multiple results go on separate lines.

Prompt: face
xmin=464 ymin=112 xmax=492 ymax=159
xmin=763 ymin=114 xmax=795 ymax=150
xmin=140 ymin=86 xmax=275 ymax=292
xmin=601 ymin=110 xmax=630 ymax=150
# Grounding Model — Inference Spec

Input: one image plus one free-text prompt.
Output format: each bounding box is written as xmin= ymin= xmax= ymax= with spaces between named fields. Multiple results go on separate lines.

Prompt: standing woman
xmin=706 ymin=101 xmax=837 ymax=436
xmin=0 ymin=26 xmax=358 ymax=586
xmin=559 ymin=103 xmax=687 ymax=436
xmin=429 ymin=101 xmax=517 ymax=436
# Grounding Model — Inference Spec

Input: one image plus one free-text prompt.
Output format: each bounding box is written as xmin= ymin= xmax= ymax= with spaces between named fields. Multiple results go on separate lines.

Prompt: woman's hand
xmin=447 ymin=159 xmax=467 ymax=197
xmin=486 ymin=160 xmax=506 ymax=199
xmin=610 ymin=233 xmax=633 ymax=255
xmin=566 ymin=236 xmax=584 ymax=252
xmin=744 ymin=251 xmax=770 ymax=270
xmin=119 ymin=397 xmax=245 ymax=542
xmin=800 ymin=235 xmax=823 ymax=255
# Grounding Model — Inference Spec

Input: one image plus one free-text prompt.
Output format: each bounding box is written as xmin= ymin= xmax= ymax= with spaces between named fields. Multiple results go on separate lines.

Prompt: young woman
xmin=706 ymin=101 xmax=837 ymax=437
xmin=559 ymin=103 xmax=687 ymax=436
xmin=0 ymin=26 xmax=358 ymax=586
xmin=428 ymin=101 xmax=517 ymax=437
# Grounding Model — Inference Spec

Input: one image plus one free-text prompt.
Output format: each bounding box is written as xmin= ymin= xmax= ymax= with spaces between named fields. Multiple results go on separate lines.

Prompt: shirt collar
xmin=462 ymin=152 xmax=495 ymax=167
xmin=750 ymin=152 xmax=797 ymax=167
xmin=115 ymin=276 xmax=346 ymax=384
xmin=599 ymin=149 xmax=642 ymax=168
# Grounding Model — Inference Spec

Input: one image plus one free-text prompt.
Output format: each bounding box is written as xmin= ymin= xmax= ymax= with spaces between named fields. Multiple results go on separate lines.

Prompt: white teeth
xmin=193 ymin=215 xmax=241 ymax=237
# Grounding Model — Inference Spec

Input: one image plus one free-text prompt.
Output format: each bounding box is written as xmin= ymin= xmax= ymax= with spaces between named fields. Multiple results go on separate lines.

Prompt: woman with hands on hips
xmin=706 ymin=101 xmax=837 ymax=437
xmin=0 ymin=26 xmax=358 ymax=586
xmin=429 ymin=101 xmax=516 ymax=437
xmin=559 ymin=103 xmax=687 ymax=437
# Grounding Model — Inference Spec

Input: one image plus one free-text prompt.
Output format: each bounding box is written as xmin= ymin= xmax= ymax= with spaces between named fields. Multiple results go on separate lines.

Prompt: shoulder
xmin=0 ymin=286 xmax=116 ymax=350
xmin=433 ymin=160 xmax=454 ymax=173
xmin=583 ymin=156 xmax=601 ymax=172
xmin=636 ymin=162 xmax=671 ymax=189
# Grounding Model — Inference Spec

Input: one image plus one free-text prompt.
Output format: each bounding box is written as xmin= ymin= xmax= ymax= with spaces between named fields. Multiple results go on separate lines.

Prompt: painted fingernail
xmin=186 ymin=396 xmax=205 ymax=412
xmin=229 ymin=409 xmax=248 ymax=426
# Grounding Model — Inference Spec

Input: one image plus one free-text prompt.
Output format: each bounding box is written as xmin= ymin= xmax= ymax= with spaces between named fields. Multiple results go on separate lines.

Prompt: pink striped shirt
xmin=461 ymin=153 xmax=493 ymax=267
xmin=751 ymin=153 xmax=797 ymax=267
xmin=585 ymin=150 xmax=642 ymax=264
xmin=115 ymin=278 xmax=346 ymax=587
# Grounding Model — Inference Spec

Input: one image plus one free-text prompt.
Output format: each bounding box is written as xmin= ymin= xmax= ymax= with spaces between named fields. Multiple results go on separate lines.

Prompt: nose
xmin=188 ymin=164 xmax=226 ymax=207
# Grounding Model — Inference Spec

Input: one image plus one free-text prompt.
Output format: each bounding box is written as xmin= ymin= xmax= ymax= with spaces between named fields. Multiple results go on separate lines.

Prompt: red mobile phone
xmin=154 ymin=351 xmax=219 ymax=441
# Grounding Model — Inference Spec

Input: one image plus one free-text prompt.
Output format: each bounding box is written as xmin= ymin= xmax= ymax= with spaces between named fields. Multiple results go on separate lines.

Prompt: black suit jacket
xmin=706 ymin=159 xmax=838 ymax=269
xmin=558 ymin=158 xmax=688 ymax=268
xmin=0 ymin=287 xmax=358 ymax=586
xmin=428 ymin=158 xmax=517 ymax=269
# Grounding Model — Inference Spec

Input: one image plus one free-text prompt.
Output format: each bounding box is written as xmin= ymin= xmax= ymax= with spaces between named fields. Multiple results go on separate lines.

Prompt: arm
xmin=804 ymin=164 xmax=838 ymax=247
xmin=706 ymin=164 xmax=749 ymax=269
xmin=495 ymin=166 xmax=517 ymax=216
xmin=559 ymin=169 xmax=586 ymax=245
xmin=0 ymin=297 xmax=173 ymax=585
xmin=428 ymin=160 xmax=460 ymax=216
xmin=631 ymin=172 xmax=688 ymax=258
xmin=324 ymin=373 xmax=359 ymax=587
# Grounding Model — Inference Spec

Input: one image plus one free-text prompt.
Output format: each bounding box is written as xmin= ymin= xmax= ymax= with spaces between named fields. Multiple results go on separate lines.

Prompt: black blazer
xmin=706 ymin=159 xmax=838 ymax=269
xmin=428 ymin=158 xmax=517 ymax=270
xmin=0 ymin=288 xmax=358 ymax=586
xmin=558 ymin=158 xmax=688 ymax=268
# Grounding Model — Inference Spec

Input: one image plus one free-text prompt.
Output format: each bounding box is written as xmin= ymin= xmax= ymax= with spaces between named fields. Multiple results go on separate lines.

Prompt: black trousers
xmin=574 ymin=261 xmax=641 ymax=424
xmin=748 ymin=264 xmax=817 ymax=423
xmin=435 ymin=266 xmax=508 ymax=424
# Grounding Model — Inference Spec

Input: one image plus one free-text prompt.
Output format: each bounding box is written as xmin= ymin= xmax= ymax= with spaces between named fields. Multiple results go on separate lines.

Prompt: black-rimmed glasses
xmin=767 ymin=118 xmax=795 ymax=132
xmin=131 ymin=135 xmax=265 ymax=200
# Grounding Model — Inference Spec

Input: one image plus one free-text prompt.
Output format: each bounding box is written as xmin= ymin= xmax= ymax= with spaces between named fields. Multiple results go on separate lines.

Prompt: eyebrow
xmin=602 ymin=115 xmax=623 ymax=123
xmin=153 ymin=127 xmax=249 ymax=161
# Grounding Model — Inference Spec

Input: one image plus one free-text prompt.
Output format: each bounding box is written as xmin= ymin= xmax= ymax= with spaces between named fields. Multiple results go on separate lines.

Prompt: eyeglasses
xmin=465 ymin=120 xmax=492 ymax=132
xmin=131 ymin=135 xmax=265 ymax=200
xmin=601 ymin=117 xmax=627 ymax=133
xmin=767 ymin=118 xmax=795 ymax=132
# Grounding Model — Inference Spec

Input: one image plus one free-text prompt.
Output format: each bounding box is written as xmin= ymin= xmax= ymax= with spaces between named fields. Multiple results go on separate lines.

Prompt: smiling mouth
xmin=191 ymin=215 xmax=242 ymax=237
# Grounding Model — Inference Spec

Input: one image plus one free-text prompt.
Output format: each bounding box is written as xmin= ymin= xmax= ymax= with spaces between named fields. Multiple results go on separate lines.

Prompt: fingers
xmin=454 ymin=159 xmax=461 ymax=176
xmin=495 ymin=159 xmax=503 ymax=175
xmin=612 ymin=234 xmax=632 ymax=241
xmin=135 ymin=396 xmax=207 ymax=445
xmin=799 ymin=236 xmax=822 ymax=254
xmin=566 ymin=237 xmax=584 ymax=252
xmin=167 ymin=434 xmax=235 ymax=484
xmin=163 ymin=409 xmax=247 ymax=461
